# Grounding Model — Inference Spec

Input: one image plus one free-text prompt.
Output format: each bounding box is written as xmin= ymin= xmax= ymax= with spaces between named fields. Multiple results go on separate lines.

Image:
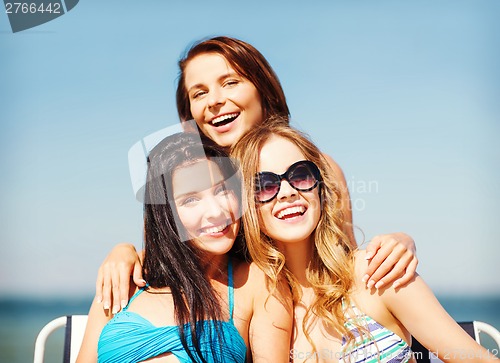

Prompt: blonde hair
xmin=231 ymin=117 xmax=362 ymax=356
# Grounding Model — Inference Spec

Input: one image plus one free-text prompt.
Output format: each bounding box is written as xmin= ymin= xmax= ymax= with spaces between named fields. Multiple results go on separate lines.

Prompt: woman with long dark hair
xmin=76 ymin=132 xmax=292 ymax=363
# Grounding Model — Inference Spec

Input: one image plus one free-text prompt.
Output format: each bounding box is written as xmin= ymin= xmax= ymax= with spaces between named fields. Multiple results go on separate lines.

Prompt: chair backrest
xmin=411 ymin=321 xmax=500 ymax=363
xmin=33 ymin=315 xmax=88 ymax=363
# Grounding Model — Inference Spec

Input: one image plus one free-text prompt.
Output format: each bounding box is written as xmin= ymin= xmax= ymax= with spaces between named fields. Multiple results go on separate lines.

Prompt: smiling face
xmin=173 ymin=159 xmax=240 ymax=256
xmin=184 ymin=53 xmax=264 ymax=148
xmin=257 ymin=135 xmax=322 ymax=247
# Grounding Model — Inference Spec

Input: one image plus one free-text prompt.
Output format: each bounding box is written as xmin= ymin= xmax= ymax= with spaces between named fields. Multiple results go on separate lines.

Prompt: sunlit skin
xmin=256 ymin=136 xmax=346 ymax=359
xmin=76 ymin=157 xmax=294 ymax=363
xmin=173 ymin=159 xmax=240 ymax=257
xmin=184 ymin=53 xmax=263 ymax=148
xmin=95 ymin=44 xmax=420 ymax=317
xmin=257 ymin=135 xmax=321 ymax=249
xmin=254 ymin=136 xmax=498 ymax=363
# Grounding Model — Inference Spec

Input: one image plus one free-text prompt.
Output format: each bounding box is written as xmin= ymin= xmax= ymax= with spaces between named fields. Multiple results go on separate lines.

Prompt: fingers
xmin=363 ymin=236 xmax=400 ymax=279
xmin=118 ymin=264 xmax=130 ymax=314
xmin=94 ymin=243 xmax=142 ymax=314
xmin=99 ymin=261 xmax=142 ymax=315
xmin=362 ymin=232 xmax=419 ymax=287
xmin=364 ymin=237 xmax=382 ymax=260
xmin=393 ymin=257 xmax=419 ymax=288
xmin=362 ymin=232 xmax=420 ymax=290
xmin=116 ymin=262 xmax=143 ymax=311
xmin=111 ymin=265 xmax=122 ymax=315
xmin=371 ymin=251 xmax=414 ymax=290
xmin=95 ymin=267 xmax=104 ymax=304
xmin=365 ymin=243 xmax=406 ymax=288
xmin=132 ymin=261 xmax=146 ymax=287
xmin=101 ymin=265 xmax=112 ymax=311
xmin=396 ymin=232 xmax=417 ymax=255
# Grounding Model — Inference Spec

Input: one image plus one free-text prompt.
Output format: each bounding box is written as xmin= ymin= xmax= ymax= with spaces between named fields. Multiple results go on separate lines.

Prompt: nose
xmin=204 ymin=195 xmax=225 ymax=219
xmin=276 ymin=179 xmax=297 ymax=201
xmin=207 ymin=87 xmax=225 ymax=109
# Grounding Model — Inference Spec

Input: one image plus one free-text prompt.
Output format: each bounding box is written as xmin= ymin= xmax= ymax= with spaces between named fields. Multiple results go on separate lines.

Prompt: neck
xmin=275 ymin=238 xmax=312 ymax=287
xmin=200 ymin=253 xmax=229 ymax=282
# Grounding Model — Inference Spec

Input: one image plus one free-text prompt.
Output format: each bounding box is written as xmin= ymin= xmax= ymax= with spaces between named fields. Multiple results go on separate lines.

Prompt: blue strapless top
xmin=98 ymin=260 xmax=246 ymax=363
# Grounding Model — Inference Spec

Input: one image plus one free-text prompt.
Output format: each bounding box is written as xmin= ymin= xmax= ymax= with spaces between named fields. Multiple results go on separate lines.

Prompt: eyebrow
xmin=174 ymin=180 xmax=226 ymax=200
xmin=187 ymin=72 xmax=240 ymax=94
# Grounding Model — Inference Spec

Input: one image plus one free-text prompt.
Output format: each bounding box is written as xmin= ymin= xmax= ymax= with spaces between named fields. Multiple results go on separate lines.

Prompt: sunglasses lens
xmin=255 ymin=161 xmax=321 ymax=203
xmin=255 ymin=173 xmax=281 ymax=202
xmin=288 ymin=162 xmax=319 ymax=191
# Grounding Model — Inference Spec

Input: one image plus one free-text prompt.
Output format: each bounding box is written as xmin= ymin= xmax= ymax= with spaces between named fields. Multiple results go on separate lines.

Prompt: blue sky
xmin=1 ymin=0 xmax=499 ymax=298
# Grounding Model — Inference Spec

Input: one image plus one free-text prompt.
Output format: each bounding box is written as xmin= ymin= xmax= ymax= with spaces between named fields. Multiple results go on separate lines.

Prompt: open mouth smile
xmin=210 ymin=113 xmax=240 ymax=127
xmin=275 ymin=206 xmax=306 ymax=220
xmin=198 ymin=220 xmax=232 ymax=235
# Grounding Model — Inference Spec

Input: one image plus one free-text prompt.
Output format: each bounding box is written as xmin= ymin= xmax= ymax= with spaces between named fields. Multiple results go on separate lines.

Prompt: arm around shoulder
xmin=96 ymin=243 xmax=145 ymax=314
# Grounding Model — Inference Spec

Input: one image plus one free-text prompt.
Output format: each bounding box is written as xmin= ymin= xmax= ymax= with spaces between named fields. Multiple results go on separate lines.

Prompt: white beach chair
xmin=33 ymin=315 xmax=88 ymax=363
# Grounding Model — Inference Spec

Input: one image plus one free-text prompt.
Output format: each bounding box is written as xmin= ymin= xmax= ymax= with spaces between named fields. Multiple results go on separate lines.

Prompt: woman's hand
xmin=95 ymin=243 xmax=145 ymax=314
xmin=363 ymin=232 xmax=418 ymax=289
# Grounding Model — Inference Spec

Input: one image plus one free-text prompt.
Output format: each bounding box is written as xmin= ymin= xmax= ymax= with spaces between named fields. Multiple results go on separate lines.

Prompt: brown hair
xmin=176 ymin=36 xmax=290 ymax=123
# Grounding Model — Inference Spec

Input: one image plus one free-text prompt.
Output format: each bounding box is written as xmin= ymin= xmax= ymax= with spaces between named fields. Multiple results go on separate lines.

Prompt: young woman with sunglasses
xmin=96 ymin=36 xmax=418 ymax=314
xmin=232 ymin=118 xmax=498 ymax=363
xmin=76 ymin=132 xmax=292 ymax=363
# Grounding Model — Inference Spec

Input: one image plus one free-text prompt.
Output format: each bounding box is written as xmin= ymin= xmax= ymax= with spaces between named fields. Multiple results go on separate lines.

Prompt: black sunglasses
xmin=254 ymin=160 xmax=321 ymax=203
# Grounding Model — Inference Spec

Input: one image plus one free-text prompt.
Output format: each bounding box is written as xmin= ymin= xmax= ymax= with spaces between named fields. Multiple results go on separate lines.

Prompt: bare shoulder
xmin=235 ymin=261 xmax=291 ymax=303
xmin=352 ymin=250 xmax=425 ymax=322
xmin=353 ymin=250 xmax=394 ymax=312
xmin=351 ymin=250 xmax=413 ymax=343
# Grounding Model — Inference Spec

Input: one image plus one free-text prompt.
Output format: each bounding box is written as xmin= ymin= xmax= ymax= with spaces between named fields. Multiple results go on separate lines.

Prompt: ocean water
xmin=0 ymin=297 xmax=92 ymax=363
xmin=1 ymin=295 xmax=498 ymax=363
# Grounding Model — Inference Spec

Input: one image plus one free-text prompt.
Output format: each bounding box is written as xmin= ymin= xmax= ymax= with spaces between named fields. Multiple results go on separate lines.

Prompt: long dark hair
xmin=142 ymin=132 xmax=245 ymax=362
xmin=176 ymin=36 xmax=290 ymax=123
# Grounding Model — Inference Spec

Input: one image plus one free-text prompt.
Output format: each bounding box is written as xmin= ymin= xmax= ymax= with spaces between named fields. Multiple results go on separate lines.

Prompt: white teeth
xmin=212 ymin=113 xmax=239 ymax=125
xmin=201 ymin=223 xmax=228 ymax=234
xmin=276 ymin=206 xmax=305 ymax=219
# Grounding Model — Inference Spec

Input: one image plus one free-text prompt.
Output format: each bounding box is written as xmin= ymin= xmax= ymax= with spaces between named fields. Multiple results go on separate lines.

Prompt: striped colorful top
xmin=340 ymin=305 xmax=412 ymax=363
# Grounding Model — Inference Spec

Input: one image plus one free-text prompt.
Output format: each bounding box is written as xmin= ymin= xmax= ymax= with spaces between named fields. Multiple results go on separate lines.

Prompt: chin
xmin=203 ymin=240 xmax=234 ymax=254
xmin=279 ymin=235 xmax=310 ymax=244
xmin=218 ymin=134 xmax=241 ymax=148
xmin=269 ymin=222 xmax=315 ymax=240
